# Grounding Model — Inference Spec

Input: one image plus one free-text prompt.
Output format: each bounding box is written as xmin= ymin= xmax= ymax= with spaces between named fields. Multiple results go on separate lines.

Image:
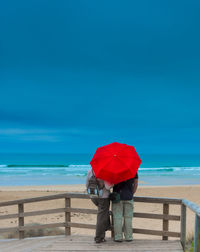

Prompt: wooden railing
xmin=0 ymin=193 xmax=199 ymax=251
xmin=181 ymin=199 xmax=200 ymax=252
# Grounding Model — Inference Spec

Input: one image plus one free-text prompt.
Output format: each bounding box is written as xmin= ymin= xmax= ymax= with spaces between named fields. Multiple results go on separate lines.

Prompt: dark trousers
xmin=91 ymin=198 xmax=110 ymax=241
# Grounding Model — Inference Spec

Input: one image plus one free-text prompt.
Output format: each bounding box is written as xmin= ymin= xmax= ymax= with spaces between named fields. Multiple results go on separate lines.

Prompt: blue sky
xmin=0 ymin=0 xmax=200 ymax=154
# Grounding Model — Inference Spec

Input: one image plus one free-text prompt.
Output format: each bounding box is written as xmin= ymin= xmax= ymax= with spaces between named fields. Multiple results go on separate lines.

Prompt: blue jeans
xmin=112 ymin=200 xmax=133 ymax=241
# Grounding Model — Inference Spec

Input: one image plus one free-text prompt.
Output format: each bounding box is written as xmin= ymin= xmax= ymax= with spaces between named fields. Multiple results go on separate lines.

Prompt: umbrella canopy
xmin=90 ymin=142 xmax=142 ymax=184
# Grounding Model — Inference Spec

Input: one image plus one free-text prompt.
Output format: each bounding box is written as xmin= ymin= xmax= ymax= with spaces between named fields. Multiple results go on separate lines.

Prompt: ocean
xmin=0 ymin=153 xmax=200 ymax=186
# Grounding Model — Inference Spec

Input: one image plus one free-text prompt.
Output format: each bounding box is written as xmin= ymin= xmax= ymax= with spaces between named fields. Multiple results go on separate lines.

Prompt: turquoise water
xmin=0 ymin=153 xmax=200 ymax=186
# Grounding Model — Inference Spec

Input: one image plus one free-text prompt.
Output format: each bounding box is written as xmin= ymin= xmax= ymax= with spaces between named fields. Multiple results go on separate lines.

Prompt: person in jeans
xmin=112 ymin=173 xmax=138 ymax=242
xmin=86 ymin=169 xmax=113 ymax=243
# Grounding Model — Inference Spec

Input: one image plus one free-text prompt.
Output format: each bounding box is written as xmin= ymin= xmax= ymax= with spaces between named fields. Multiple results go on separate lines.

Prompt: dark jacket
xmin=113 ymin=173 xmax=138 ymax=200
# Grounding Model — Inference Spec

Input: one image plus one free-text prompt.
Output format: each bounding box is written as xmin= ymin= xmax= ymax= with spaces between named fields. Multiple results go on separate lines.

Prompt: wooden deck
xmin=0 ymin=235 xmax=183 ymax=252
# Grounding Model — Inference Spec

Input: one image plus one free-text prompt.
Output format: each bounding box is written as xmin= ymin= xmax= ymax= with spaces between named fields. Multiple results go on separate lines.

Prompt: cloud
xmin=0 ymin=127 xmax=60 ymax=142
xmin=0 ymin=126 xmax=104 ymax=144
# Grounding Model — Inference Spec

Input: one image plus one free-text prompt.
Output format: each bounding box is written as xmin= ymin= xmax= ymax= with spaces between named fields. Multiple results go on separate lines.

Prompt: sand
xmin=0 ymin=184 xmax=200 ymax=240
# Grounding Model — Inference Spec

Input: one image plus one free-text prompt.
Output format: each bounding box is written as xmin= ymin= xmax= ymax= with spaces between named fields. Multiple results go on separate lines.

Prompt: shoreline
xmin=0 ymin=183 xmax=200 ymax=192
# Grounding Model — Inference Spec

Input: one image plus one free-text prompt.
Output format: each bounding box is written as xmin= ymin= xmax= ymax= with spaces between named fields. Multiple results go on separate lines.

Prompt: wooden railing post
xmin=180 ymin=203 xmax=186 ymax=251
xmin=18 ymin=203 xmax=24 ymax=239
xmin=194 ymin=214 xmax=200 ymax=252
xmin=65 ymin=197 xmax=71 ymax=235
xmin=162 ymin=203 xmax=169 ymax=240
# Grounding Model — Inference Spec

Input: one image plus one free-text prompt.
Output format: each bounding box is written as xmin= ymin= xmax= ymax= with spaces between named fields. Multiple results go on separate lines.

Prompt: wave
xmin=0 ymin=164 xmax=91 ymax=168
xmin=0 ymin=165 xmax=8 ymax=168
xmin=0 ymin=164 xmax=90 ymax=177
xmin=140 ymin=167 xmax=174 ymax=172
xmin=0 ymin=163 xmax=198 ymax=167
xmin=7 ymin=164 xmax=69 ymax=167
xmin=1 ymin=164 xmax=200 ymax=177
xmin=1 ymin=164 xmax=200 ymax=170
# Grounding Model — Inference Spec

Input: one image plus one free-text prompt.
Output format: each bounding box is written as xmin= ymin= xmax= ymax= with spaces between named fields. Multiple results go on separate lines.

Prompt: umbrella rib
xmin=119 ymin=155 xmax=141 ymax=162
xmin=116 ymin=144 xmax=128 ymax=156
xmin=116 ymin=156 xmax=132 ymax=171
xmin=117 ymin=145 xmax=141 ymax=161
xmin=96 ymin=156 xmax=114 ymax=176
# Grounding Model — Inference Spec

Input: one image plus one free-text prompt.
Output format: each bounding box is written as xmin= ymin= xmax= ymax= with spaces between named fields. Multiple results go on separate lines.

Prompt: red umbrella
xmin=90 ymin=142 xmax=142 ymax=184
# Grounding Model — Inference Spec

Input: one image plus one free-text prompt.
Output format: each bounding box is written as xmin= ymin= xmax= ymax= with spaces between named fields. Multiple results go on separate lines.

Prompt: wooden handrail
xmin=0 ymin=193 xmax=90 ymax=207
xmin=181 ymin=199 xmax=200 ymax=252
xmin=182 ymin=199 xmax=200 ymax=217
xmin=1 ymin=192 xmax=200 ymax=251
xmin=0 ymin=194 xmax=182 ymax=207
xmin=134 ymin=196 xmax=182 ymax=205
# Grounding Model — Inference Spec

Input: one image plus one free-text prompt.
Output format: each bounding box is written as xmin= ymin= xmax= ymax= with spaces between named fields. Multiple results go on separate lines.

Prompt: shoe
xmin=125 ymin=239 xmax=133 ymax=242
xmin=95 ymin=238 xmax=106 ymax=243
xmin=114 ymin=239 xmax=123 ymax=242
xmin=95 ymin=239 xmax=102 ymax=243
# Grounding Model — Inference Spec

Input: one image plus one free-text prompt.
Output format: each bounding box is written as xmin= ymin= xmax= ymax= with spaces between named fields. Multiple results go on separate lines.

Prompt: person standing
xmin=112 ymin=173 xmax=138 ymax=242
xmin=86 ymin=169 xmax=113 ymax=243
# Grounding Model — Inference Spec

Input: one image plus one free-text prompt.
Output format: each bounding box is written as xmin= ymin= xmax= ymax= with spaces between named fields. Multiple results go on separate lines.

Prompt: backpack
xmin=87 ymin=170 xmax=104 ymax=198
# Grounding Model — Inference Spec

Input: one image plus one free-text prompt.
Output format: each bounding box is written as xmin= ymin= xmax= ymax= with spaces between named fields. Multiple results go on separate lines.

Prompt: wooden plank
xmin=35 ymin=236 xmax=183 ymax=252
xmin=162 ymin=203 xmax=169 ymax=240
xmin=0 ymin=239 xmax=43 ymax=252
xmin=67 ymin=222 xmax=96 ymax=229
xmin=0 ymin=227 xmax=18 ymax=233
xmin=182 ymin=199 xmax=200 ymax=217
xmin=134 ymin=212 xmax=180 ymax=221
xmin=194 ymin=214 xmax=200 ymax=252
xmin=37 ymin=249 xmax=183 ymax=252
xmin=65 ymin=197 xmax=71 ymax=235
xmin=19 ymin=222 xmax=66 ymax=231
xmin=0 ymin=236 xmax=57 ymax=252
xmin=0 ymin=213 xmax=18 ymax=220
xmin=0 ymin=225 xmax=180 ymax=238
xmin=180 ymin=203 xmax=186 ymax=251
xmin=0 ymin=222 xmax=96 ymax=232
xmin=0 ymin=236 xmax=183 ymax=252
xmin=65 ymin=207 xmax=97 ymax=214
xmin=0 ymin=208 xmax=66 ymax=220
xmin=0 ymin=193 xmax=90 ymax=207
xmin=53 ymin=241 xmax=182 ymax=248
xmin=23 ymin=207 xmax=97 ymax=216
xmin=134 ymin=196 xmax=182 ymax=205
xmin=0 ymin=207 xmax=98 ymax=221
xmin=133 ymin=228 xmax=180 ymax=237
xmin=18 ymin=203 xmax=24 ymax=239
xmin=68 ymin=207 xmax=97 ymax=214
xmin=21 ymin=208 xmax=66 ymax=217
xmin=38 ymin=245 xmax=183 ymax=251
xmin=0 ymin=210 xmax=180 ymax=221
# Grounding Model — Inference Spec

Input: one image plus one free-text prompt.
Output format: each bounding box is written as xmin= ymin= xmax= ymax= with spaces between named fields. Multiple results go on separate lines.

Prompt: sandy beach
xmin=0 ymin=184 xmax=200 ymax=240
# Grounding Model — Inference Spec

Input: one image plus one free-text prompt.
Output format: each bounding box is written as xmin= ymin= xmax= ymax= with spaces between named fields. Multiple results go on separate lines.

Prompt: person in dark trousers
xmin=112 ymin=173 xmax=138 ymax=242
xmin=86 ymin=169 xmax=113 ymax=243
